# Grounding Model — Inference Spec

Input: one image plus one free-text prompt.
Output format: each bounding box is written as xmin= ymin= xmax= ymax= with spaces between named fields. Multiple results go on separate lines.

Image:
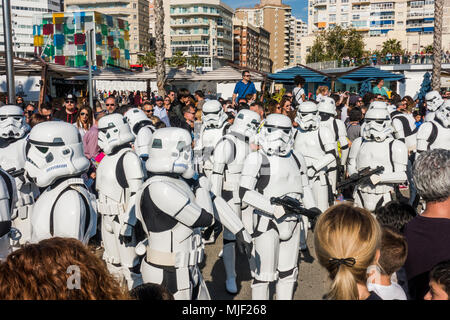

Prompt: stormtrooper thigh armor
xmin=96 ymin=148 xmax=144 ymax=290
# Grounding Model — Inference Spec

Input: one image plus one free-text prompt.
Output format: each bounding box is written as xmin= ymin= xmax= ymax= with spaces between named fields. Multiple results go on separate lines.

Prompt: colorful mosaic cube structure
xmin=33 ymin=11 xmax=130 ymax=69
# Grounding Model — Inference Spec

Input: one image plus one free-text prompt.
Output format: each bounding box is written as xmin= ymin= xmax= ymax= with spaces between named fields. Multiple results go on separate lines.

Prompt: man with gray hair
xmin=404 ymin=148 xmax=450 ymax=300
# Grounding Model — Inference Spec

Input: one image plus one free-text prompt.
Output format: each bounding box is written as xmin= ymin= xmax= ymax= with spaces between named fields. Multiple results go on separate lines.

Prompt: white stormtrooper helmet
xmin=258 ymin=114 xmax=293 ymax=156
xmin=24 ymin=121 xmax=89 ymax=188
xmin=202 ymin=100 xmax=228 ymax=128
xmin=296 ymin=101 xmax=320 ymax=131
xmin=362 ymin=108 xmax=392 ymax=142
xmin=435 ymin=100 xmax=450 ymax=128
xmin=368 ymin=100 xmax=388 ymax=111
xmin=317 ymin=96 xmax=337 ymax=116
xmin=0 ymin=105 xmax=30 ymax=141
xmin=425 ymin=90 xmax=444 ymax=112
xmin=146 ymin=127 xmax=195 ymax=179
xmin=98 ymin=113 xmax=134 ymax=155
xmin=230 ymin=109 xmax=261 ymax=138
xmin=124 ymin=108 xmax=154 ymax=137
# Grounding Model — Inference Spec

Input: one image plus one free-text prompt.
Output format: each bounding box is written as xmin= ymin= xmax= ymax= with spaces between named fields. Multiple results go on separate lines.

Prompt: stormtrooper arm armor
xmin=210 ymin=138 xmax=234 ymax=197
xmin=373 ymin=140 xmax=408 ymax=184
xmin=392 ymin=118 xmax=406 ymax=142
xmin=134 ymin=127 xmax=153 ymax=160
xmin=312 ymin=128 xmax=337 ymax=172
xmin=336 ymin=120 xmax=350 ymax=165
xmin=120 ymin=152 xmax=145 ymax=233
xmin=347 ymin=137 xmax=363 ymax=176
xmin=416 ymin=122 xmax=433 ymax=153
xmin=148 ymin=181 xmax=213 ymax=228
xmin=293 ymin=151 xmax=317 ymax=210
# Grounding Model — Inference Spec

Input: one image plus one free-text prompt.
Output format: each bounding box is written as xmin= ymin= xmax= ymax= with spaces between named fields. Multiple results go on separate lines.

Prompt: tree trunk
xmin=432 ymin=0 xmax=443 ymax=90
xmin=154 ymin=0 xmax=166 ymax=96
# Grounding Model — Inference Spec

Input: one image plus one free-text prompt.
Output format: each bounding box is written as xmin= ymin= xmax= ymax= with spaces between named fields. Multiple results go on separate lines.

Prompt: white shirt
xmin=154 ymin=106 xmax=170 ymax=127
xmin=367 ymin=282 xmax=407 ymax=300
xmin=292 ymin=87 xmax=305 ymax=105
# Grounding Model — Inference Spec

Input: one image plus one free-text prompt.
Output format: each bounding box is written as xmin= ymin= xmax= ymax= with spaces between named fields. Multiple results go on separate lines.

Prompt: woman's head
xmin=314 ymin=203 xmax=381 ymax=300
xmin=377 ymin=79 xmax=384 ymax=87
xmin=280 ymin=97 xmax=292 ymax=114
xmin=76 ymin=106 xmax=93 ymax=129
xmin=0 ymin=237 xmax=128 ymax=300
xmin=266 ymin=99 xmax=281 ymax=115
xmin=316 ymin=86 xmax=329 ymax=97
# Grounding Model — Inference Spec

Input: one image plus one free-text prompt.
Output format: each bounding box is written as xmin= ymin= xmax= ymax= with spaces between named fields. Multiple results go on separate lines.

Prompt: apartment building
xmin=306 ymin=0 xmax=450 ymax=54
xmin=169 ymin=0 xmax=233 ymax=71
xmin=64 ymin=0 xmax=150 ymax=64
xmin=233 ymin=18 xmax=271 ymax=72
xmin=236 ymin=0 xmax=293 ymax=72
xmin=289 ymin=17 xmax=308 ymax=66
xmin=0 ymin=0 xmax=61 ymax=58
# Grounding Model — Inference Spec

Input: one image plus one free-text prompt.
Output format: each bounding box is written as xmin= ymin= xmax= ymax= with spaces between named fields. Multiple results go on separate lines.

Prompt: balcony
xmin=171 ymin=21 xmax=209 ymax=28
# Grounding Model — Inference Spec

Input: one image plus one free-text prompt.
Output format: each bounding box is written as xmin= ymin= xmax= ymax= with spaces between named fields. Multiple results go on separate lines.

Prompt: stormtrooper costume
xmin=239 ymin=114 xmax=318 ymax=300
xmin=293 ymin=101 xmax=337 ymax=212
xmin=0 ymin=105 xmax=39 ymax=247
xmin=416 ymin=100 xmax=450 ymax=152
xmin=317 ymin=97 xmax=349 ymax=194
xmin=96 ymin=113 xmax=144 ymax=290
xmin=209 ymin=109 xmax=261 ymax=294
xmin=424 ymin=91 xmax=444 ymax=122
xmin=390 ymin=110 xmax=418 ymax=152
xmin=24 ymin=122 xmax=97 ymax=244
xmin=347 ymin=108 xmax=408 ymax=212
xmin=134 ymin=127 xmax=253 ymax=300
xmin=124 ymin=108 xmax=156 ymax=162
xmin=194 ymin=100 xmax=230 ymax=180
xmin=0 ymin=168 xmax=17 ymax=260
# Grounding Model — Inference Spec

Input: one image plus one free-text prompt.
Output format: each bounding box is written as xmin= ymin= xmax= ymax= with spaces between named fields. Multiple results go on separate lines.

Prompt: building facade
xmin=0 ymin=0 xmax=61 ymax=58
xmin=64 ymin=0 xmax=149 ymax=64
xmin=289 ymin=17 xmax=308 ymax=66
xmin=236 ymin=0 xmax=293 ymax=72
xmin=233 ymin=18 xmax=271 ymax=72
xmin=306 ymin=0 xmax=450 ymax=54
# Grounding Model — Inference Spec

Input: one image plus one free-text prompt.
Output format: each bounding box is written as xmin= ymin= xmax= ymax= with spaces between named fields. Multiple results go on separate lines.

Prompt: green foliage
xmin=169 ymin=51 xmax=187 ymax=68
xmin=272 ymin=88 xmax=286 ymax=103
xmin=306 ymin=26 xmax=365 ymax=63
xmin=381 ymin=39 xmax=403 ymax=55
xmin=425 ymin=45 xmax=433 ymax=54
xmin=188 ymin=54 xmax=203 ymax=69
xmin=137 ymin=51 xmax=156 ymax=68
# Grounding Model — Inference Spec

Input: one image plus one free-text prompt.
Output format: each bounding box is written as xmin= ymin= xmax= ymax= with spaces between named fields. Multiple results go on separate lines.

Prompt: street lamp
xmin=2 ymin=0 xmax=15 ymax=103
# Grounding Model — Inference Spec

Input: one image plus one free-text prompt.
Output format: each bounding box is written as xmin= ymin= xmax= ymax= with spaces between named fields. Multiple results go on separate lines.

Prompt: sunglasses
xmin=105 ymin=104 xmax=115 ymax=106
xmin=144 ymin=109 xmax=153 ymax=113
xmin=65 ymin=100 xmax=75 ymax=103
xmin=244 ymin=74 xmax=251 ymax=77
xmin=80 ymin=112 xmax=88 ymax=116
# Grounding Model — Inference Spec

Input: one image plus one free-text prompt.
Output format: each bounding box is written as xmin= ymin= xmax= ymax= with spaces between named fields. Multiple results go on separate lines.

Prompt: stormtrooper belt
xmin=96 ymin=201 xmax=126 ymax=216
xmin=146 ymin=246 xmax=203 ymax=268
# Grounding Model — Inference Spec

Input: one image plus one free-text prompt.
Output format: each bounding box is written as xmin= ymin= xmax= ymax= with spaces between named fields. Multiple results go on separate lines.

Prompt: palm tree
xmin=137 ymin=51 xmax=156 ymax=69
xmin=189 ymin=54 xmax=203 ymax=71
xmin=432 ymin=0 xmax=443 ymax=90
xmin=169 ymin=51 xmax=187 ymax=68
xmin=154 ymin=0 xmax=166 ymax=96
xmin=381 ymin=39 xmax=403 ymax=55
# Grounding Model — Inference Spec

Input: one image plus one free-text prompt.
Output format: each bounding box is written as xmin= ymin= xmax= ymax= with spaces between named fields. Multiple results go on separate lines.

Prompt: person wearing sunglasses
xmin=142 ymin=101 xmax=154 ymax=119
xmin=104 ymin=97 xmax=118 ymax=114
xmin=53 ymin=93 xmax=79 ymax=124
xmin=231 ymin=70 xmax=257 ymax=108
xmin=74 ymin=106 xmax=93 ymax=139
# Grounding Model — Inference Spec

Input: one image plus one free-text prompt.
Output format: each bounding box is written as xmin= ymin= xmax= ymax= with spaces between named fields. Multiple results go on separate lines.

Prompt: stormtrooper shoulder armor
xmin=416 ymin=122 xmax=434 ymax=152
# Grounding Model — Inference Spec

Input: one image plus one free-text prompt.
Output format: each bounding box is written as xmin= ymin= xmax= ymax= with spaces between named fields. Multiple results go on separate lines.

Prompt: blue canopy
xmin=336 ymin=66 xmax=404 ymax=83
xmin=268 ymin=66 xmax=327 ymax=83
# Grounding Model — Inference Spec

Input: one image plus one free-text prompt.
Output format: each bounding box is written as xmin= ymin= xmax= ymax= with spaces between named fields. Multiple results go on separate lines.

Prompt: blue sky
xmin=224 ymin=0 xmax=309 ymax=22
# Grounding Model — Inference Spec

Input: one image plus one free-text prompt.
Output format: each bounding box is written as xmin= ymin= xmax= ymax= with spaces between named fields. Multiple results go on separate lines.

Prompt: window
xmin=194 ymin=6 xmax=198 ymax=12
xmin=133 ymin=3 xmax=136 ymax=9
xmin=330 ymin=14 xmax=336 ymax=22
xmin=341 ymin=5 xmax=349 ymax=12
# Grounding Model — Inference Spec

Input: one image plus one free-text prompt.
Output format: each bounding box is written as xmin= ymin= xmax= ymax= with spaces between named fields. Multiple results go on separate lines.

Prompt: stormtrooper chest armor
xmin=223 ymin=134 xmax=250 ymax=186
xmin=260 ymin=153 xmax=303 ymax=198
xmin=293 ymin=129 xmax=325 ymax=167
xmin=96 ymin=148 xmax=132 ymax=203
xmin=429 ymin=121 xmax=450 ymax=150
xmin=356 ymin=139 xmax=394 ymax=173
xmin=320 ymin=119 xmax=338 ymax=142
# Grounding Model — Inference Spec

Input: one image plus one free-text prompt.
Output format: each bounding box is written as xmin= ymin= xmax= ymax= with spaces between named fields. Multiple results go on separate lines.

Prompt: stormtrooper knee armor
xmin=424 ymin=91 xmax=444 ymax=122
xmin=135 ymin=128 xmax=253 ymax=300
xmin=294 ymin=101 xmax=337 ymax=213
xmin=96 ymin=113 xmax=144 ymax=290
xmin=318 ymin=97 xmax=349 ymax=194
xmin=24 ymin=122 xmax=97 ymax=245
xmin=0 ymin=105 xmax=39 ymax=248
xmin=210 ymin=109 xmax=261 ymax=294
xmin=124 ymin=108 xmax=156 ymax=164
xmin=0 ymin=169 xmax=17 ymax=260
xmin=347 ymin=108 xmax=408 ymax=212
xmin=416 ymin=100 xmax=450 ymax=152
xmin=239 ymin=114 xmax=318 ymax=300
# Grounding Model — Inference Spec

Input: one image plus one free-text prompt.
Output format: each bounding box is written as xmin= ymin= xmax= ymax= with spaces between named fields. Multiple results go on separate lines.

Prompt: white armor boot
xmin=424 ymin=91 xmax=444 ymax=122
xmin=294 ymin=101 xmax=337 ymax=213
xmin=210 ymin=109 xmax=261 ymax=294
xmin=317 ymin=97 xmax=349 ymax=194
xmin=194 ymin=100 xmax=230 ymax=244
xmin=416 ymin=100 xmax=450 ymax=152
xmin=239 ymin=114 xmax=318 ymax=300
xmin=135 ymin=128 xmax=253 ymax=300
xmin=0 ymin=169 xmax=17 ymax=260
xmin=24 ymin=122 xmax=97 ymax=244
xmin=124 ymin=108 xmax=156 ymax=163
xmin=348 ymin=108 xmax=408 ymax=212
xmin=0 ymin=105 xmax=39 ymax=248
xmin=96 ymin=113 xmax=144 ymax=290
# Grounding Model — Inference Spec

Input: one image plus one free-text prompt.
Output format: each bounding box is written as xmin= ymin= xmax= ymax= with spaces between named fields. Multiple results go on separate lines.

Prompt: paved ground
xmin=200 ymin=230 xmax=330 ymax=300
